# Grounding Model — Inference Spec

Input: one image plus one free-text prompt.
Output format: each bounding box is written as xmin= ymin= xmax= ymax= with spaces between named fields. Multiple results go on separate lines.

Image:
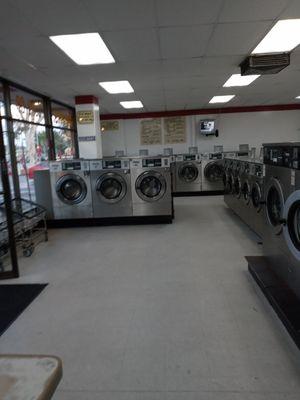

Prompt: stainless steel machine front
xmin=173 ymin=154 xmax=202 ymax=193
xmin=201 ymin=153 xmax=224 ymax=192
xmin=90 ymin=158 xmax=132 ymax=218
xmin=130 ymin=156 xmax=172 ymax=217
xmin=263 ymin=143 xmax=300 ymax=299
xmin=50 ymin=160 xmax=93 ymax=220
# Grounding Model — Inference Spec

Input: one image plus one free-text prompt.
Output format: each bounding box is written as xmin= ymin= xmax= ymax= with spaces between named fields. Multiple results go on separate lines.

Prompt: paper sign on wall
xmin=140 ymin=118 xmax=162 ymax=145
xmin=101 ymin=120 xmax=119 ymax=132
xmin=76 ymin=110 xmax=94 ymax=124
xmin=164 ymin=116 xmax=186 ymax=144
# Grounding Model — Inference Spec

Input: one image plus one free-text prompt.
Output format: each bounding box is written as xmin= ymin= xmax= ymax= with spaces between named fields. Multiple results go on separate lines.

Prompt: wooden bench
xmin=0 ymin=355 xmax=62 ymax=399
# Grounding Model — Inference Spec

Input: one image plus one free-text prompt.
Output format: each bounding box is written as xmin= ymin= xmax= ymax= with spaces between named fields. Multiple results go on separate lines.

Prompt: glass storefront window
xmin=10 ymin=87 xmax=45 ymax=124
xmin=53 ymin=129 xmax=75 ymax=160
xmin=13 ymin=122 xmax=48 ymax=201
xmin=51 ymin=102 xmax=74 ymax=129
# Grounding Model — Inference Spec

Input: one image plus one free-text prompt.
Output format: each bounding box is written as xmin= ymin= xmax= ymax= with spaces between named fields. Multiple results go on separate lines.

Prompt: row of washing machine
xmin=36 ymin=156 xmax=173 ymax=222
xmin=223 ymin=156 xmax=265 ymax=237
xmin=172 ymin=152 xmax=226 ymax=194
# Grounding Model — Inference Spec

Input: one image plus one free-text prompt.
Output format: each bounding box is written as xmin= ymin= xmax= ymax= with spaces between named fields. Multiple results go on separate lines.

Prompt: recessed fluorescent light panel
xmin=120 ymin=101 xmax=143 ymax=109
xmin=252 ymin=19 xmax=300 ymax=54
xmin=223 ymin=74 xmax=260 ymax=87
xmin=49 ymin=33 xmax=115 ymax=65
xmin=99 ymin=81 xmax=134 ymax=94
xmin=296 ymin=96 xmax=300 ymax=99
xmin=209 ymin=95 xmax=235 ymax=104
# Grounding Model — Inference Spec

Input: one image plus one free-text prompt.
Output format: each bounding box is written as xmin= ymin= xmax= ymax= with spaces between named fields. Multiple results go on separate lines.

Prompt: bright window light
xmin=223 ymin=74 xmax=260 ymax=87
xmin=252 ymin=19 xmax=300 ymax=54
xmin=99 ymin=81 xmax=134 ymax=94
xmin=209 ymin=95 xmax=235 ymax=104
xmin=49 ymin=33 xmax=115 ymax=65
xmin=120 ymin=101 xmax=143 ymax=109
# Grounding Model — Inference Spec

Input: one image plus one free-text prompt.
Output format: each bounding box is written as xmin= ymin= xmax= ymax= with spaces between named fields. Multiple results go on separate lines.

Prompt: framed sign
xmin=164 ymin=116 xmax=186 ymax=144
xmin=140 ymin=118 xmax=162 ymax=145
xmin=101 ymin=120 xmax=120 ymax=132
xmin=76 ymin=110 xmax=94 ymax=124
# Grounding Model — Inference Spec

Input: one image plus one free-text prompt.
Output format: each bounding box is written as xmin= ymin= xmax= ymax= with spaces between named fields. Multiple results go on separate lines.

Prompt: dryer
xmin=263 ymin=143 xmax=299 ymax=297
xmin=50 ymin=160 xmax=92 ymax=220
xmin=130 ymin=156 xmax=172 ymax=218
xmin=201 ymin=153 xmax=224 ymax=192
xmin=174 ymin=154 xmax=202 ymax=193
xmin=90 ymin=158 xmax=132 ymax=218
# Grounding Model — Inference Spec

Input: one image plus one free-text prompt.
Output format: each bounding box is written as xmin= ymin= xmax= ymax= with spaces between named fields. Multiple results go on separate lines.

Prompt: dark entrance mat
xmin=0 ymin=284 xmax=47 ymax=336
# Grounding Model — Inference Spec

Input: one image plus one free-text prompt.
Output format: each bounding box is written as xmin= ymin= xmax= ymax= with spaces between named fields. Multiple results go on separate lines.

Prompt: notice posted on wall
xmin=140 ymin=118 xmax=162 ymax=145
xmin=101 ymin=120 xmax=119 ymax=132
xmin=76 ymin=110 xmax=94 ymax=124
xmin=164 ymin=116 xmax=186 ymax=144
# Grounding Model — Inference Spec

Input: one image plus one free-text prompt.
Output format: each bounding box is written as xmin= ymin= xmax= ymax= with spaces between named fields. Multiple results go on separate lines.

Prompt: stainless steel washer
xmin=130 ymin=156 xmax=172 ymax=217
xmin=50 ymin=160 xmax=92 ymax=220
xmin=201 ymin=153 xmax=224 ymax=192
xmin=90 ymin=158 xmax=132 ymax=218
xmin=174 ymin=154 xmax=202 ymax=193
xmin=262 ymin=143 xmax=296 ymax=293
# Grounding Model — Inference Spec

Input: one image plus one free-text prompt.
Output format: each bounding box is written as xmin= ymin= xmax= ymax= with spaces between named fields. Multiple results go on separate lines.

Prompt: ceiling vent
xmin=240 ymin=53 xmax=290 ymax=75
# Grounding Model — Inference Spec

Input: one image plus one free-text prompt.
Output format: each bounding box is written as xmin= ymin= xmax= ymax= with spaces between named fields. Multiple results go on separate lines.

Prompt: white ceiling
xmin=0 ymin=0 xmax=300 ymax=114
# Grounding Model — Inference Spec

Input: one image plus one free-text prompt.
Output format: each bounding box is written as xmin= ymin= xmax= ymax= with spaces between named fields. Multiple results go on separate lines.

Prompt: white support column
xmin=75 ymin=95 xmax=102 ymax=159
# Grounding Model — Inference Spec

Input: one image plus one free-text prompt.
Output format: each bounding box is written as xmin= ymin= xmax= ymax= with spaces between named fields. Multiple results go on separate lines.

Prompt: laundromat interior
xmin=3 ymin=1 xmax=300 ymax=399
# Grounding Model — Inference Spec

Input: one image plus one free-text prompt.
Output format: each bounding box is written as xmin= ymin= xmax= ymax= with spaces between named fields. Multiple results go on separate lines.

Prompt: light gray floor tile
xmin=1 ymin=197 xmax=300 ymax=397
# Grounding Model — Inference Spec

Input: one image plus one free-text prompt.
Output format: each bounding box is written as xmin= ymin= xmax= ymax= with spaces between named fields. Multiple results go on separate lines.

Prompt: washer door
xmin=265 ymin=178 xmax=284 ymax=235
xmin=56 ymin=174 xmax=87 ymax=205
xmin=204 ymin=162 xmax=223 ymax=182
xmin=178 ymin=162 xmax=199 ymax=183
xmin=96 ymin=172 xmax=127 ymax=204
xmin=283 ymin=191 xmax=300 ymax=261
xmin=136 ymin=171 xmax=166 ymax=202
xmin=251 ymin=182 xmax=262 ymax=212
xmin=242 ymin=180 xmax=251 ymax=205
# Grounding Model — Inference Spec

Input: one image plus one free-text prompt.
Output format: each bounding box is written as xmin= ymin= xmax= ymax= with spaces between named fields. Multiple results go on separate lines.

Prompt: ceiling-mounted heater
xmin=240 ymin=52 xmax=290 ymax=75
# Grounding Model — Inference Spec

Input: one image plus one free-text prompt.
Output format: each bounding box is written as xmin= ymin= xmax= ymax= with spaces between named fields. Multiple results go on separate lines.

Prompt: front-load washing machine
xmin=201 ymin=153 xmax=224 ymax=192
xmin=90 ymin=158 xmax=132 ymax=218
xmin=50 ymin=160 xmax=93 ymax=220
xmin=249 ymin=160 xmax=265 ymax=237
xmin=262 ymin=143 xmax=297 ymax=292
xmin=174 ymin=154 xmax=202 ymax=194
xmin=130 ymin=156 xmax=172 ymax=218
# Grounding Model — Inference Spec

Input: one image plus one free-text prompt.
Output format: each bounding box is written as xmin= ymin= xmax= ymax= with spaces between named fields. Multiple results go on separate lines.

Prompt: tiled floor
xmin=1 ymin=196 xmax=300 ymax=399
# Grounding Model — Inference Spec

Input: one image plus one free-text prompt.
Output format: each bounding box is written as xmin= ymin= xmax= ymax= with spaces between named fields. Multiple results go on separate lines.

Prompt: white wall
xmin=101 ymin=110 xmax=300 ymax=157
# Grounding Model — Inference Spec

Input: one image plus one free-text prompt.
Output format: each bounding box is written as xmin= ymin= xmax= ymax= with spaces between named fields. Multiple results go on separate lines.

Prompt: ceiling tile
xmin=206 ymin=21 xmax=273 ymax=56
xmin=157 ymin=0 xmax=223 ymax=26
xmin=279 ymin=0 xmax=300 ymax=18
xmin=13 ymin=0 xmax=96 ymax=36
xmin=160 ymin=25 xmax=213 ymax=59
xmin=162 ymin=58 xmax=203 ymax=77
xmin=84 ymin=0 xmax=156 ymax=30
xmin=103 ymin=29 xmax=160 ymax=62
xmin=219 ymin=0 xmax=290 ymax=22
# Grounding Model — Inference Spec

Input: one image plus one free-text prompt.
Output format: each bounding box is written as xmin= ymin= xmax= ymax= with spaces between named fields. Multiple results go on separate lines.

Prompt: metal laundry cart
xmin=0 ymin=198 xmax=47 ymax=271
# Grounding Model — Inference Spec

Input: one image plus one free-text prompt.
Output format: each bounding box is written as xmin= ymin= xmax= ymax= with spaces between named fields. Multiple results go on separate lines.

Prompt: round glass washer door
xmin=265 ymin=178 xmax=284 ymax=235
xmin=56 ymin=174 xmax=87 ymax=205
xmin=136 ymin=171 xmax=166 ymax=202
xmin=96 ymin=172 xmax=127 ymax=204
xmin=283 ymin=190 xmax=300 ymax=260
xmin=204 ymin=162 xmax=223 ymax=182
xmin=178 ymin=162 xmax=199 ymax=183
xmin=251 ymin=182 xmax=262 ymax=212
xmin=242 ymin=180 xmax=251 ymax=204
